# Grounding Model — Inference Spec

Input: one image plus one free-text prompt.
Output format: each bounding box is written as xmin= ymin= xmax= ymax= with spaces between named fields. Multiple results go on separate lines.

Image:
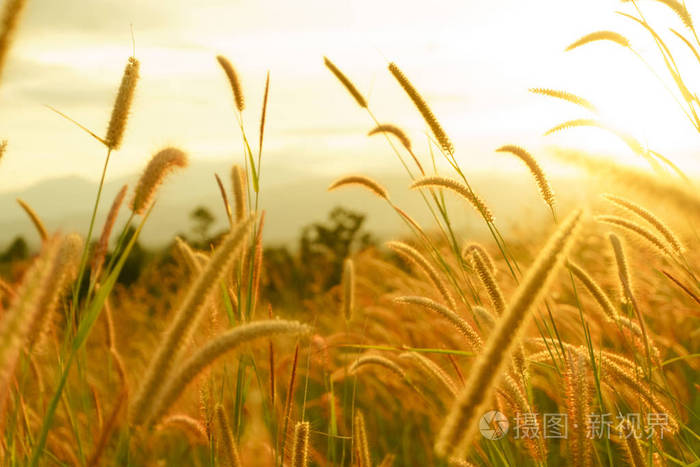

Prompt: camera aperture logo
xmin=479 ymin=410 xmax=509 ymax=440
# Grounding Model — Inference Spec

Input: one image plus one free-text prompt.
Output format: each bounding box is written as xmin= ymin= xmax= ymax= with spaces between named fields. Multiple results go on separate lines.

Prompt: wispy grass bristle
xmin=368 ymin=124 xmax=412 ymax=151
xmin=388 ymin=62 xmax=454 ymax=154
xmin=17 ymin=198 xmax=48 ymax=242
xmin=597 ymin=215 xmax=674 ymax=257
xmin=328 ymin=174 xmax=389 ymax=200
xmin=529 ymin=88 xmax=597 ymax=112
xmin=215 ymin=404 xmax=242 ymax=467
xmin=291 ymin=421 xmax=310 ymax=467
xmin=323 ymin=56 xmax=367 ymax=108
xmin=565 ymin=31 xmax=630 ymax=51
xmin=411 ymin=176 xmax=494 ymax=222
xmin=105 ymin=57 xmax=139 ymax=150
xmin=496 ymin=145 xmax=555 ymax=208
xmin=217 ymin=55 xmax=245 ymax=112
xmin=131 ymin=147 xmax=188 ymax=215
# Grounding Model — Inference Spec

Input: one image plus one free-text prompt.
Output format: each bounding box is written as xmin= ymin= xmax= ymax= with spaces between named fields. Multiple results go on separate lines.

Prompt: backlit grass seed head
xmin=435 ymin=209 xmax=583 ymax=458
xmin=323 ymin=56 xmax=367 ymax=108
xmin=528 ymin=88 xmax=597 ymax=112
xmin=387 ymin=241 xmax=456 ymax=309
xmin=496 ymin=145 xmax=555 ymax=207
xmin=230 ymin=164 xmax=247 ymax=222
xmin=341 ymin=258 xmax=355 ymax=321
xmin=388 ymin=62 xmax=454 ymax=154
xmin=92 ymin=185 xmax=128 ymax=274
xmin=469 ymin=250 xmax=505 ymax=315
xmin=350 ymin=354 xmax=406 ymax=380
xmin=215 ymin=404 xmax=242 ymax=467
xmin=0 ymin=0 xmax=28 ymax=83
xmin=131 ymin=147 xmax=188 ymax=215
xmin=292 ymin=421 xmax=310 ymax=467
xmin=597 ymin=215 xmax=674 ymax=257
xmin=565 ymin=31 xmax=630 ymax=51
xmin=130 ymin=216 xmax=254 ymax=426
xmin=394 ymin=296 xmax=482 ymax=351
xmin=567 ymin=261 xmax=618 ymax=321
xmin=411 ymin=176 xmax=493 ymax=222
xmin=400 ymin=351 xmax=459 ymax=396
xmin=564 ymin=353 xmax=592 ymax=467
xmin=146 ymin=319 xmax=309 ymax=426
xmin=353 ymin=411 xmax=371 ymax=467
xmin=16 ymin=198 xmax=48 ymax=242
xmin=603 ymin=194 xmax=684 ymax=253
xmin=328 ymin=175 xmax=389 ymax=200
xmin=217 ymin=55 xmax=245 ymax=112
xmin=105 ymin=57 xmax=139 ymax=150
xmin=368 ymin=124 xmax=412 ymax=151
xmin=623 ymin=0 xmax=692 ymax=29
xmin=461 ymin=243 xmax=495 ymax=274
xmin=0 ymin=140 xmax=6 ymax=163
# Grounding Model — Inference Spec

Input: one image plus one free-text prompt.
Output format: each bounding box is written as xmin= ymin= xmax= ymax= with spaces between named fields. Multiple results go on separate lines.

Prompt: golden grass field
xmin=0 ymin=0 xmax=699 ymax=465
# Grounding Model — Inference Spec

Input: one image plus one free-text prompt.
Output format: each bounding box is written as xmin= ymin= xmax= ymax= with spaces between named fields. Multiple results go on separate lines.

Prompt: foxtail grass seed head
xmin=563 ymin=353 xmax=592 ymax=467
xmin=323 ymin=56 xmax=367 ymax=108
xmin=230 ymin=164 xmax=247 ymax=222
xmin=567 ymin=261 xmax=618 ymax=321
xmin=387 ymin=241 xmax=456 ymax=309
xmin=597 ymin=215 xmax=673 ymax=257
xmin=146 ymin=320 xmax=309 ymax=426
xmin=215 ymin=404 xmax=242 ymax=467
xmin=341 ymin=258 xmax=355 ymax=321
xmin=368 ymin=124 xmax=412 ymax=151
xmin=622 ymin=0 xmax=692 ymax=29
xmin=354 ymin=411 xmax=371 ymax=467
xmin=0 ymin=0 xmax=28 ymax=83
xmin=328 ymin=174 xmax=389 ymax=200
xmin=16 ymin=198 xmax=48 ymax=242
xmin=528 ymin=88 xmax=597 ymax=112
xmin=461 ymin=243 xmax=495 ymax=274
xmin=130 ymin=216 xmax=255 ymax=426
xmin=92 ymin=185 xmax=128 ymax=275
xmin=469 ymin=250 xmax=505 ymax=315
xmin=217 ymin=55 xmax=245 ymax=112
xmin=411 ymin=176 xmax=493 ymax=223
xmin=565 ymin=30 xmax=630 ymax=51
xmin=0 ymin=140 xmax=6 ymax=164
xmin=105 ymin=57 xmax=139 ymax=150
xmin=292 ymin=421 xmax=310 ymax=467
xmin=394 ymin=296 xmax=482 ymax=351
xmin=400 ymin=351 xmax=458 ymax=396
xmin=496 ymin=145 xmax=555 ymax=207
xmin=602 ymin=194 xmax=684 ymax=253
xmin=131 ymin=147 xmax=188 ymax=215
xmin=388 ymin=62 xmax=454 ymax=154
xmin=609 ymin=233 xmax=633 ymax=301
xmin=435 ymin=209 xmax=584 ymax=458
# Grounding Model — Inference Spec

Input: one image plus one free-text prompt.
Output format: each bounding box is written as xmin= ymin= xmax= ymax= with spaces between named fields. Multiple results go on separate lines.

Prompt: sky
xmin=1 ymin=0 xmax=699 ymax=192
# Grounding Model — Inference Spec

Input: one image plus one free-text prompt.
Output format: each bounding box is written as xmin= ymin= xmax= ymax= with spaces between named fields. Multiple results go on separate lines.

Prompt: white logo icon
xmin=479 ymin=410 xmax=509 ymax=440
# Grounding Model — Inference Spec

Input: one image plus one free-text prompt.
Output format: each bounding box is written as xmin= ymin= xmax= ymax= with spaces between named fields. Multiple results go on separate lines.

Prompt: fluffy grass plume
xmin=597 ymin=215 xmax=673 ymax=257
xmin=349 ymin=354 xmax=406 ymax=380
xmin=328 ymin=174 xmax=389 ymax=200
xmin=565 ymin=31 xmax=630 ymax=51
xmin=469 ymin=250 xmax=505 ymax=314
xmin=394 ymin=296 xmax=482 ymax=350
xmin=435 ymin=209 xmax=583 ymax=458
xmin=411 ymin=176 xmax=494 ymax=222
xmin=230 ymin=164 xmax=247 ymax=222
xmin=130 ymin=216 xmax=254 ymax=426
xmin=400 ymin=351 xmax=459 ymax=396
xmin=147 ymin=319 xmax=309 ymax=426
xmin=496 ymin=145 xmax=555 ymax=208
xmin=92 ymin=185 xmax=128 ymax=275
xmin=354 ymin=411 xmax=371 ymax=467
xmin=462 ymin=243 xmax=495 ymax=274
xmin=563 ymin=354 xmax=593 ymax=467
xmin=623 ymin=0 xmax=692 ymax=29
xmin=387 ymin=241 xmax=456 ymax=309
xmin=104 ymin=57 xmax=140 ymax=150
xmin=603 ymin=194 xmax=684 ymax=253
xmin=291 ymin=421 xmax=310 ymax=467
xmin=215 ymin=404 xmax=242 ymax=467
xmin=131 ymin=147 xmax=188 ymax=215
xmin=528 ymin=88 xmax=597 ymax=112
xmin=0 ymin=0 xmax=28 ymax=83
xmin=323 ymin=56 xmax=367 ymax=108
xmin=16 ymin=198 xmax=48 ymax=242
xmin=567 ymin=261 xmax=618 ymax=320
xmin=388 ymin=62 xmax=454 ymax=154
xmin=368 ymin=124 xmax=412 ymax=151
xmin=217 ymin=55 xmax=245 ymax=112
xmin=341 ymin=258 xmax=355 ymax=321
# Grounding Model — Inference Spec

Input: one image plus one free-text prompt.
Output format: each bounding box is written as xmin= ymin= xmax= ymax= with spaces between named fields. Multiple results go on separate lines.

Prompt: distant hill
xmin=0 ymin=159 xmax=588 ymax=250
